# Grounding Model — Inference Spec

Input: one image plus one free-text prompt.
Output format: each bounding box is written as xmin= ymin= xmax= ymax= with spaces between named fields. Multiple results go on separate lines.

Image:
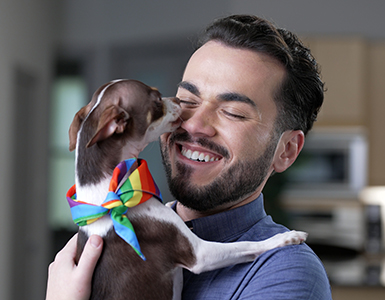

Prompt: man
xmin=46 ymin=15 xmax=332 ymax=299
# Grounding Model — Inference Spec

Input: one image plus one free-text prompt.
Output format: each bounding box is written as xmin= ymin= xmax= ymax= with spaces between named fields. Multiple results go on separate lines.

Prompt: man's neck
xmin=175 ymin=192 xmax=261 ymax=222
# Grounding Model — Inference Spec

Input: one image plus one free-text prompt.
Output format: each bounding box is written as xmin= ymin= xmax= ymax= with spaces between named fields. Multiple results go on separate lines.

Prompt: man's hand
xmin=46 ymin=234 xmax=103 ymax=300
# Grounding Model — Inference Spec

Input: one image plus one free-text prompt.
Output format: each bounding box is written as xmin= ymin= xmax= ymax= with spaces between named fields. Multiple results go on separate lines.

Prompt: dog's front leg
xmin=137 ymin=200 xmax=306 ymax=279
xmin=186 ymin=231 xmax=307 ymax=274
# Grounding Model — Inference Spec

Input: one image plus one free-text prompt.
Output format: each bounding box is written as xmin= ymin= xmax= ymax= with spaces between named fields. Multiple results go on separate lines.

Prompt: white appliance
xmin=283 ymin=127 xmax=368 ymax=199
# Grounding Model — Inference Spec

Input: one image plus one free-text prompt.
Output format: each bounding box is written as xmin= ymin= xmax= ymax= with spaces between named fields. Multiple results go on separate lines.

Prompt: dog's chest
xmin=77 ymin=200 xmax=196 ymax=300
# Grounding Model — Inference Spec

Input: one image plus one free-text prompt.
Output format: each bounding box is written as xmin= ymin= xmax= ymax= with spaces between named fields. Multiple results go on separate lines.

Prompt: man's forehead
xmin=180 ymin=41 xmax=284 ymax=109
xmin=184 ymin=41 xmax=285 ymax=84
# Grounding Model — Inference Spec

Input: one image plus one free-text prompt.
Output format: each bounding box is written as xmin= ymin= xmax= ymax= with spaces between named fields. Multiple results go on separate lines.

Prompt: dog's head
xmin=69 ymin=79 xmax=181 ymax=155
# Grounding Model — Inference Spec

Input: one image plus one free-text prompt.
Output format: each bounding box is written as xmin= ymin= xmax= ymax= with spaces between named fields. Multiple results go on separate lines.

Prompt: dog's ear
xmin=86 ymin=105 xmax=130 ymax=148
xmin=68 ymin=106 xmax=89 ymax=152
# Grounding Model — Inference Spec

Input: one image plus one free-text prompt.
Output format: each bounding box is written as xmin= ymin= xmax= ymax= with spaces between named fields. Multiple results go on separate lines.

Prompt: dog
xmin=67 ymin=79 xmax=307 ymax=300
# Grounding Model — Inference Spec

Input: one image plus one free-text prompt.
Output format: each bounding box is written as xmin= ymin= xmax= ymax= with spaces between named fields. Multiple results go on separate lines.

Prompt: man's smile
xmin=180 ymin=145 xmax=221 ymax=162
xmin=168 ymin=130 xmax=230 ymax=165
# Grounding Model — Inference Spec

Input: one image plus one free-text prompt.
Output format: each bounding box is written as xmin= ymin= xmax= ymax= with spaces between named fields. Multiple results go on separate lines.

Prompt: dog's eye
xmin=154 ymin=99 xmax=163 ymax=108
xmin=152 ymin=105 xmax=164 ymax=121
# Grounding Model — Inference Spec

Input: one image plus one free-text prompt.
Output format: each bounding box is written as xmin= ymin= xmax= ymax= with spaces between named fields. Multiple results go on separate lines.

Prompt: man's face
xmin=160 ymin=41 xmax=285 ymax=212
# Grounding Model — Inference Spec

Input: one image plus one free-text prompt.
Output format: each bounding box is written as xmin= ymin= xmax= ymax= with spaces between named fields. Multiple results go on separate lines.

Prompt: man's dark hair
xmin=197 ymin=15 xmax=324 ymax=135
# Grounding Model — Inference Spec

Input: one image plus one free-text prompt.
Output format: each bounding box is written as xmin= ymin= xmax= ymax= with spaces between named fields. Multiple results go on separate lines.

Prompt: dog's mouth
xmin=170 ymin=116 xmax=183 ymax=128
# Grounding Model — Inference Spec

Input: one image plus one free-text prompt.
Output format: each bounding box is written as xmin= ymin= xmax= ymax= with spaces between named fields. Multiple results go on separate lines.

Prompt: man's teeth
xmin=181 ymin=148 xmax=219 ymax=162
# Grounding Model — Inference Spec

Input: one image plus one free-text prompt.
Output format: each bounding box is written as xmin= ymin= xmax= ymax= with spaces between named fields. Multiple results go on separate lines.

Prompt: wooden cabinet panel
xmin=304 ymin=37 xmax=367 ymax=126
xmin=368 ymin=42 xmax=385 ymax=185
xmin=332 ymin=286 xmax=385 ymax=300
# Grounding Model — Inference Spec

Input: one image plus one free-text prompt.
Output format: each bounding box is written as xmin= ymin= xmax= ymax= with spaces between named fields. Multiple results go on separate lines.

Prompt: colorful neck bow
xmin=67 ymin=158 xmax=162 ymax=260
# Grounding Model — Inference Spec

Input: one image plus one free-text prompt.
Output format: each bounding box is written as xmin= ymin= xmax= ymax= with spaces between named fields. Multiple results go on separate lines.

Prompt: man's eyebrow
xmin=177 ymin=81 xmax=257 ymax=108
xmin=177 ymin=81 xmax=200 ymax=97
xmin=218 ymin=92 xmax=257 ymax=107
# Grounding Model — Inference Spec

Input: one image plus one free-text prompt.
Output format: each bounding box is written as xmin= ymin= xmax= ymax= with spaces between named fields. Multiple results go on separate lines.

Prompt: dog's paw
xmin=266 ymin=230 xmax=308 ymax=249
xmin=278 ymin=230 xmax=308 ymax=246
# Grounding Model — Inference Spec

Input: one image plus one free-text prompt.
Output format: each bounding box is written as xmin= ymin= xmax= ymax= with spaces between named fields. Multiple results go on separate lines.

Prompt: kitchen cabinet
xmin=332 ymin=286 xmax=385 ymax=300
xmin=304 ymin=37 xmax=367 ymax=127
xmin=367 ymin=42 xmax=385 ymax=185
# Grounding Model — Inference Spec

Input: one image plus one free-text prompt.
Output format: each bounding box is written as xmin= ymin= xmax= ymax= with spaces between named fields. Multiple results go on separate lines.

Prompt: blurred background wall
xmin=1 ymin=1 xmax=385 ymax=299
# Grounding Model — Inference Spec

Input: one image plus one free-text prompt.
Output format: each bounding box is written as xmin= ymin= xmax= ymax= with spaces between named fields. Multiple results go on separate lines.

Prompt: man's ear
xmin=272 ymin=130 xmax=305 ymax=173
xmin=86 ymin=105 xmax=130 ymax=148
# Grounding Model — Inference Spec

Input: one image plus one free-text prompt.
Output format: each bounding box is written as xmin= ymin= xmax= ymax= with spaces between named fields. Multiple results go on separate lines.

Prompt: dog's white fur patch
xmin=89 ymin=79 xmax=124 ymax=119
xmin=76 ymin=177 xmax=114 ymax=237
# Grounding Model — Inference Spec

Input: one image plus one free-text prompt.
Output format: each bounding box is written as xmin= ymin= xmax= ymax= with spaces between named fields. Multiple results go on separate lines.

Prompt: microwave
xmin=282 ymin=127 xmax=368 ymax=199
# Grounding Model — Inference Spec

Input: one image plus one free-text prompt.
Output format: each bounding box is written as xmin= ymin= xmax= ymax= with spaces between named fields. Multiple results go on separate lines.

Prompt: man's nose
xmin=180 ymin=105 xmax=216 ymax=137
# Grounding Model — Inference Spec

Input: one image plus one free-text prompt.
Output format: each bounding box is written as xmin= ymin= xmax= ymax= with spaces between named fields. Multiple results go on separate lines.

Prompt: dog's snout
xmin=169 ymin=97 xmax=180 ymax=105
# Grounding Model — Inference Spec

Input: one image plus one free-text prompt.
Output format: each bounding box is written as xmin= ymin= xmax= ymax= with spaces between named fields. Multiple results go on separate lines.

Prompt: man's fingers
xmin=48 ymin=233 xmax=78 ymax=276
xmin=46 ymin=233 xmax=100 ymax=300
xmin=76 ymin=235 xmax=103 ymax=282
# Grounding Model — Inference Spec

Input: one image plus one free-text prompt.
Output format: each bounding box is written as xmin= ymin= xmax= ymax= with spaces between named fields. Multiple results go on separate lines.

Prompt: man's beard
xmin=160 ymin=131 xmax=279 ymax=212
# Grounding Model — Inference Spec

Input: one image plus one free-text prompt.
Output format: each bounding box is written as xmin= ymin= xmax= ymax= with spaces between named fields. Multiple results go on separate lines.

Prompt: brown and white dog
xmin=68 ymin=79 xmax=307 ymax=300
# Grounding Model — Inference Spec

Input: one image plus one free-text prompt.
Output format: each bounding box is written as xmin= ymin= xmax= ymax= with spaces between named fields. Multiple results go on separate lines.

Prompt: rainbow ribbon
xmin=67 ymin=158 xmax=162 ymax=260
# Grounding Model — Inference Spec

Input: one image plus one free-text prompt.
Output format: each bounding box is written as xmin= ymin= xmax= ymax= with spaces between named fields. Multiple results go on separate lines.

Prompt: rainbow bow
xmin=67 ymin=158 xmax=162 ymax=260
